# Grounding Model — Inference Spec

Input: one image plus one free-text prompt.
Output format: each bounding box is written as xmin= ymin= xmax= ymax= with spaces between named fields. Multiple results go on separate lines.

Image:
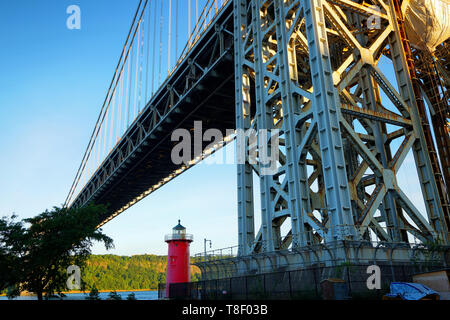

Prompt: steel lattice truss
xmin=234 ymin=0 xmax=450 ymax=258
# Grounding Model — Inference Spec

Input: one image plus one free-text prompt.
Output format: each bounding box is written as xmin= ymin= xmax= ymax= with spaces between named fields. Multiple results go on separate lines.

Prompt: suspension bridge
xmin=64 ymin=0 xmax=450 ymax=277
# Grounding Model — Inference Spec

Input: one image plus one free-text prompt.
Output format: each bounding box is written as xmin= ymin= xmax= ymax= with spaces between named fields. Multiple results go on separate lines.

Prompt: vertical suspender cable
xmin=134 ymin=22 xmax=141 ymax=119
xmin=138 ymin=13 xmax=145 ymax=114
xmin=99 ymin=123 xmax=102 ymax=168
xmin=94 ymin=128 xmax=98 ymax=170
xmin=110 ymin=87 xmax=116 ymax=149
xmin=147 ymin=0 xmax=153 ymax=99
xmin=151 ymin=0 xmax=157 ymax=95
xmin=144 ymin=1 xmax=150 ymax=106
xmin=64 ymin=0 xmax=144 ymax=207
xmin=178 ymin=0 xmax=212 ymax=64
xmin=126 ymin=45 xmax=131 ymax=128
xmin=117 ymin=68 xmax=122 ymax=142
xmin=95 ymin=131 xmax=99 ymax=173
xmin=158 ymin=0 xmax=163 ymax=85
xmin=118 ymin=69 xmax=124 ymax=141
xmin=188 ymin=0 xmax=191 ymax=47
xmin=102 ymin=98 xmax=109 ymax=160
xmin=175 ymin=0 xmax=178 ymax=61
xmin=65 ymin=1 xmax=151 ymax=208
xmin=129 ymin=43 xmax=134 ymax=127
xmin=151 ymin=0 xmax=157 ymax=96
xmin=168 ymin=0 xmax=172 ymax=74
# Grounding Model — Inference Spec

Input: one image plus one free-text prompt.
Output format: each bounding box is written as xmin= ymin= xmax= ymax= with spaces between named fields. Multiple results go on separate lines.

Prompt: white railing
xmin=165 ymin=233 xmax=194 ymax=241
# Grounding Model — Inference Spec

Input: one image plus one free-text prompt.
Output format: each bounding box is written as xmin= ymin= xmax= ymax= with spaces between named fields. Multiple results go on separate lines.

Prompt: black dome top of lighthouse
xmin=165 ymin=220 xmax=193 ymax=242
xmin=173 ymin=219 xmax=185 ymax=231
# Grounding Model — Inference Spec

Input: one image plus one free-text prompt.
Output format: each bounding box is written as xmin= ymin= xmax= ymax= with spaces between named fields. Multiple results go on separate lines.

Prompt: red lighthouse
xmin=165 ymin=220 xmax=193 ymax=298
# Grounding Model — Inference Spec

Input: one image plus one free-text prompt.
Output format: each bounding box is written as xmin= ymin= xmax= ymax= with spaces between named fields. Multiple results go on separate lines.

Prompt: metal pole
xmin=313 ymin=267 xmax=319 ymax=298
xmin=204 ymin=238 xmax=212 ymax=280
xmin=263 ymin=273 xmax=266 ymax=299
xmin=288 ymin=270 xmax=292 ymax=299
xmin=346 ymin=266 xmax=352 ymax=297
xmin=245 ymin=276 xmax=248 ymax=300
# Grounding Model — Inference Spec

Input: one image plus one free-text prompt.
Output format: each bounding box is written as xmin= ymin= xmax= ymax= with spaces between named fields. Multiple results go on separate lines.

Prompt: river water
xmin=0 ymin=290 xmax=158 ymax=300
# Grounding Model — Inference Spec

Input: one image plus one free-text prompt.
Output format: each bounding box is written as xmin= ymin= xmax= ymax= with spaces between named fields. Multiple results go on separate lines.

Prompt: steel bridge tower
xmin=217 ymin=0 xmax=450 ymax=277
xmin=61 ymin=0 xmax=449 ymax=279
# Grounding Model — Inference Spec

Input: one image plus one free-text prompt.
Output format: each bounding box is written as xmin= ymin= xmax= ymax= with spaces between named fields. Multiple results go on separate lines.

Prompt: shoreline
xmin=61 ymin=288 xmax=157 ymax=294
xmin=0 ymin=289 xmax=157 ymax=297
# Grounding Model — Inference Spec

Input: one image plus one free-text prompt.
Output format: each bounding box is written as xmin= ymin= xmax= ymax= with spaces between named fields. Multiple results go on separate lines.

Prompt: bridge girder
xmin=71 ymin=5 xmax=237 ymax=226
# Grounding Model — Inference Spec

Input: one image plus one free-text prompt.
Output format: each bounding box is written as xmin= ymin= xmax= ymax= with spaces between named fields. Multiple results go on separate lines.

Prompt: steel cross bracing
xmin=412 ymin=40 xmax=450 ymax=209
xmin=233 ymin=0 xmax=450 ymax=264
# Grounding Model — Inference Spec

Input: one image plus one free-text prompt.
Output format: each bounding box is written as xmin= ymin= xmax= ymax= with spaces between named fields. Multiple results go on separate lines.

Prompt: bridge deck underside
xmin=71 ymin=3 xmax=235 ymax=225
xmin=98 ymin=65 xmax=235 ymax=218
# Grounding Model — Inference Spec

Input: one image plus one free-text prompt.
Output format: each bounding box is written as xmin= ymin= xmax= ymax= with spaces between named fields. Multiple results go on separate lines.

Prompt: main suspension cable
xmin=64 ymin=0 xmax=145 ymax=208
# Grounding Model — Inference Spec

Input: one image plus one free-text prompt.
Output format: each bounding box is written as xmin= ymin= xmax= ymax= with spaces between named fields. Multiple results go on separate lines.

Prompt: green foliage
xmin=411 ymin=240 xmax=447 ymax=269
xmin=0 ymin=204 xmax=114 ymax=300
xmin=80 ymin=254 xmax=201 ymax=291
xmin=190 ymin=272 xmax=201 ymax=282
xmin=0 ymin=214 xmax=26 ymax=293
xmin=86 ymin=284 xmax=101 ymax=300
xmin=6 ymin=285 xmax=20 ymax=300
xmin=1 ymin=204 xmax=202 ymax=298
xmin=422 ymin=240 xmax=446 ymax=261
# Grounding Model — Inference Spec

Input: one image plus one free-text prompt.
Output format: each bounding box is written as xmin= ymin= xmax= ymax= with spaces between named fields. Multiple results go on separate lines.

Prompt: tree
xmin=126 ymin=292 xmax=137 ymax=300
xmin=108 ymin=291 xmax=122 ymax=300
xmin=6 ymin=286 xmax=20 ymax=300
xmin=0 ymin=214 xmax=28 ymax=293
xmin=157 ymin=272 xmax=166 ymax=285
xmin=86 ymin=284 xmax=101 ymax=300
xmin=0 ymin=203 xmax=114 ymax=300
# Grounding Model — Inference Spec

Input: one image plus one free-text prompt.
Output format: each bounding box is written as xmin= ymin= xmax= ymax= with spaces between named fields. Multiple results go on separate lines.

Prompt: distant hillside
xmin=81 ymin=254 xmax=201 ymax=291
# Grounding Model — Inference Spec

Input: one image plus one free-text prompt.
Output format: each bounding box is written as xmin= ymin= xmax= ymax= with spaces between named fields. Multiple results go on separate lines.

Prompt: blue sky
xmin=0 ymin=0 xmax=239 ymax=256
xmin=0 ymin=1 xmax=427 ymax=257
